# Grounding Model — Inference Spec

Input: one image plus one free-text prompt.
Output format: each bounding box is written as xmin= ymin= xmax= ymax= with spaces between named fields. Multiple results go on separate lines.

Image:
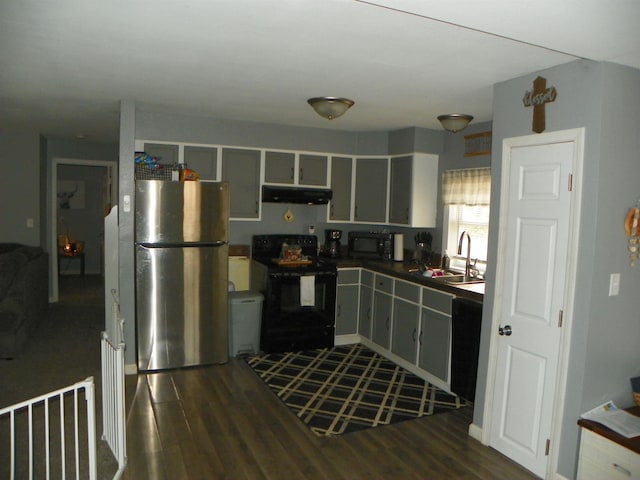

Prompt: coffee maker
xmin=324 ymin=229 xmax=342 ymax=258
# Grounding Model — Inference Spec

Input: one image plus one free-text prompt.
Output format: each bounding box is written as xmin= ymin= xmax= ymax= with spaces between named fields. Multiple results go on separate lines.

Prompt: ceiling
xmin=1 ymin=0 xmax=639 ymax=143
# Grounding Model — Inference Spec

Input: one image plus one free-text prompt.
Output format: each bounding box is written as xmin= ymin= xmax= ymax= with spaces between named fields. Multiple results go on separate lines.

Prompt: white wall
xmin=0 ymin=129 xmax=41 ymax=245
xmin=477 ymin=59 xmax=640 ymax=479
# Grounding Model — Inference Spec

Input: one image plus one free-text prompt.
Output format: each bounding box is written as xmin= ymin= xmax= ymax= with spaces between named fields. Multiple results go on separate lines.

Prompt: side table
xmin=577 ymin=406 xmax=640 ymax=479
xmin=58 ymin=252 xmax=85 ymax=276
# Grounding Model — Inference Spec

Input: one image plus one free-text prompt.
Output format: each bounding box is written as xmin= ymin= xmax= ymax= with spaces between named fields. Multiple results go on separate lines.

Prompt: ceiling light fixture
xmin=307 ymin=97 xmax=355 ymax=120
xmin=437 ymin=114 xmax=474 ymax=133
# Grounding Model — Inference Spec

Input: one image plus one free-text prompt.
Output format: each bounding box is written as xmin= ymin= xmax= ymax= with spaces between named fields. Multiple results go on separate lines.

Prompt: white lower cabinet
xmin=372 ymin=290 xmax=392 ymax=349
xmin=336 ymin=284 xmax=359 ymax=335
xmin=418 ymin=308 xmax=451 ymax=384
xmin=578 ymin=427 xmax=640 ymax=479
xmin=336 ymin=269 xmax=361 ymax=336
xmin=342 ymin=269 xmax=458 ymax=392
xmin=391 ymin=279 xmax=421 ymax=364
xmin=391 ymin=298 xmax=420 ymax=363
xmin=358 ymin=284 xmax=373 ymax=338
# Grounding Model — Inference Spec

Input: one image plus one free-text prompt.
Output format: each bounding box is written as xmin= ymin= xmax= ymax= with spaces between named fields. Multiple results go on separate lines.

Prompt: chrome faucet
xmin=458 ymin=231 xmax=472 ymax=277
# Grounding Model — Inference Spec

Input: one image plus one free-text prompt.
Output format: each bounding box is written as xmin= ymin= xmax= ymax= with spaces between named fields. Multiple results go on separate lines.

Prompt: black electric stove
xmin=251 ymin=235 xmax=337 ymax=353
xmin=251 ymin=234 xmax=336 ymax=273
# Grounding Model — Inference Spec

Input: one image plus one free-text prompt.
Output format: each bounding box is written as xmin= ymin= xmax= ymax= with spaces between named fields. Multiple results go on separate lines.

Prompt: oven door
xmin=261 ymin=269 xmax=337 ymax=353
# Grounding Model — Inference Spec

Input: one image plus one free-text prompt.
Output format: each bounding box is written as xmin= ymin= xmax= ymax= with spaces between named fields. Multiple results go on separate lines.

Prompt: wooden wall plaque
xmin=464 ymin=131 xmax=492 ymax=157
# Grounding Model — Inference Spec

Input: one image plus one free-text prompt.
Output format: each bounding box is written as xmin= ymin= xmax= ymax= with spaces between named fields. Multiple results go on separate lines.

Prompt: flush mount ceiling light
xmin=437 ymin=114 xmax=474 ymax=133
xmin=307 ymin=97 xmax=355 ymax=120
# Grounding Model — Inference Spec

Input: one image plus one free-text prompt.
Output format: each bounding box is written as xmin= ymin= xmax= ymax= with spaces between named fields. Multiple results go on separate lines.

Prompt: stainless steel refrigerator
xmin=135 ymin=180 xmax=229 ymax=371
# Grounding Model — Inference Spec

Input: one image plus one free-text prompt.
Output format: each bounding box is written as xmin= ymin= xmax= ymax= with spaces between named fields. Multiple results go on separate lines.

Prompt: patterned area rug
xmin=246 ymin=343 xmax=466 ymax=436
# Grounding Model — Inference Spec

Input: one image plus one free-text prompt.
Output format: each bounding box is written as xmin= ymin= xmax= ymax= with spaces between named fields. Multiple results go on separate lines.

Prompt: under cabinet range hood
xmin=262 ymin=185 xmax=332 ymax=205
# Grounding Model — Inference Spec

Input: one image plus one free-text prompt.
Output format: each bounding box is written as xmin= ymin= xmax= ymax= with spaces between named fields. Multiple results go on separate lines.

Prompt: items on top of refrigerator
xmin=135 ymin=151 xmax=163 ymax=168
xmin=134 ymin=152 xmax=200 ymax=181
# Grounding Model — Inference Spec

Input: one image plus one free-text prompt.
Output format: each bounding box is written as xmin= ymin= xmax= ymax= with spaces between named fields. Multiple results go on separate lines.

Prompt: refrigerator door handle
xmin=138 ymin=241 xmax=228 ymax=249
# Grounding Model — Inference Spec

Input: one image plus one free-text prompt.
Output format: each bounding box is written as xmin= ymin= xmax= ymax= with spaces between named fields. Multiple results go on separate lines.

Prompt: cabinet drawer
xmin=422 ymin=287 xmax=454 ymax=315
xmin=394 ymin=280 xmax=420 ymax=303
xmin=338 ymin=268 xmax=360 ymax=285
xmin=374 ymin=274 xmax=393 ymax=294
xmin=361 ymin=269 xmax=374 ymax=288
xmin=578 ymin=428 xmax=640 ymax=480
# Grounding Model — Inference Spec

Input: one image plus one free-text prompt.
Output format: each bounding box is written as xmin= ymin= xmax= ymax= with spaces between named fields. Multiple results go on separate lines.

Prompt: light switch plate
xmin=608 ymin=273 xmax=620 ymax=296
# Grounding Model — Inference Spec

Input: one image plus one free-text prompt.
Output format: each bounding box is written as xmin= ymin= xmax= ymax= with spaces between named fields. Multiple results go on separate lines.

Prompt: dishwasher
xmin=450 ymin=297 xmax=483 ymax=403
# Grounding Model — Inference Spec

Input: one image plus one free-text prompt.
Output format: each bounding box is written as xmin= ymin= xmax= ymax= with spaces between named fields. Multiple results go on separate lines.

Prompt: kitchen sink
xmin=436 ymin=275 xmax=485 ymax=285
xmin=410 ymin=271 xmax=485 ymax=285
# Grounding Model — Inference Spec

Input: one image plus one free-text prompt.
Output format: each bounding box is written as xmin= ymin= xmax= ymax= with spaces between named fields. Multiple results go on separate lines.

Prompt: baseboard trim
xmin=335 ymin=334 xmax=361 ymax=346
xmin=124 ymin=364 xmax=138 ymax=375
xmin=468 ymin=422 xmax=483 ymax=442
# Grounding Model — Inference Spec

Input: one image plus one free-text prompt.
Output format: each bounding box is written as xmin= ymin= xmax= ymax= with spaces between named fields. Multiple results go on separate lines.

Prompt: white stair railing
xmin=101 ymin=331 xmax=127 ymax=479
xmin=0 ymin=377 xmax=97 ymax=480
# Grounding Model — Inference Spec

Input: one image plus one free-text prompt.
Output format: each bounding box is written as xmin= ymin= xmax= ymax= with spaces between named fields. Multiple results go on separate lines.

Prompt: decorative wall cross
xmin=523 ymin=76 xmax=557 ymax=133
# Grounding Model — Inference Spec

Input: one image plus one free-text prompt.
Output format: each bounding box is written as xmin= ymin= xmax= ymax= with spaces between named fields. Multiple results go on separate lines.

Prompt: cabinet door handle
xmin=386 ymin=317 xmax=390 ymax=331
xmin=299 ymin=168 xmax=303 ymax=181
xmin=418 ymin=330 xmax=423 ymax=345
xmin=367 ymin=307 xmax=371 ymax=320
xmin=290 ymin=167 xmax=295 ymax=180
xmin=612 ymin=463 xmax=632 ymax=477
xmin=255 ymin=201 xmax=259 ymax=214
xmin=337 ymin=305 xmax=341 ymax=316
xmin=412 ymin=328 xmax=417 ymax=342
xmin=354 ymin=206 xmax=358 ymax=219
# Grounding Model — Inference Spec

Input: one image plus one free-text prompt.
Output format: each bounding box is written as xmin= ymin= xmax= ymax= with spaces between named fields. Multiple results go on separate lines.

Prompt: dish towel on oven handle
xmin=300 ymin=275 xmax=316 ymax=306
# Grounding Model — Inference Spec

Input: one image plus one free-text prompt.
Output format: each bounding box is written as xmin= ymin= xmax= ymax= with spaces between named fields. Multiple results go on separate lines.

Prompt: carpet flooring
xmin=0 ymin=275 xmax=118 ymax=479
xmin=247 ymin=343 xmax=467 ymax=437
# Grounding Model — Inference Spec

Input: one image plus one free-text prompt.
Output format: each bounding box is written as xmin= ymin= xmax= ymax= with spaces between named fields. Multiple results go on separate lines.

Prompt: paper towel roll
xmin=393 ymin=234 xmax=404 ymax=261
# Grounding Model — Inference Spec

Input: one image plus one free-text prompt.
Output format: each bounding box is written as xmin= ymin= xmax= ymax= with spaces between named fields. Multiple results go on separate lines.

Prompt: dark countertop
xmin=324 ymin=257 xmax=484 ymax=302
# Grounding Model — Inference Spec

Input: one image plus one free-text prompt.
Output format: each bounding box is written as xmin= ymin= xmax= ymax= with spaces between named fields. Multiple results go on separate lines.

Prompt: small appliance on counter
xmin=347 ymin=230 xmax=395 ymax=261
xmin=323 ymin=229 xmax=342 ymax=258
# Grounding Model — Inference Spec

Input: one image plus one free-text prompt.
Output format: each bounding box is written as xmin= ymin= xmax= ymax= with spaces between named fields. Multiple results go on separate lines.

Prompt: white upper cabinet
xmin=264 ymin=151 xmax=328 ymax=187
xmin=389 ymin=153 xmax=438 ymax=228
xmin=299 ymin=154 xmax=328 ymax=186
xmin=328 ymin=156 xmax=353 ymax=222
xmin=354 ymin=157 xmax=389 ymax=224
xmin=264 ymin=151 xmax=295 ymax=184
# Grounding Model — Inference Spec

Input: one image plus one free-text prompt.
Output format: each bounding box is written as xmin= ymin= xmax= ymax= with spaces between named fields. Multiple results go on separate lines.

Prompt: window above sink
xmin=441 ymin=167 xmax=491 ymax=276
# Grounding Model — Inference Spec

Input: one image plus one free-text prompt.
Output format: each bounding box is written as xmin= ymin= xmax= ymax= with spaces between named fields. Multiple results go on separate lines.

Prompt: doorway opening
xmin=50 ymin=158 xmax=117 ymax=302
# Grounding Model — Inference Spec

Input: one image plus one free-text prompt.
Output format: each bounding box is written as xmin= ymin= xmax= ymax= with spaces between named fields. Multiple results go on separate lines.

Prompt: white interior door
xmin=488 ymin=132 xmax=580 ymax=477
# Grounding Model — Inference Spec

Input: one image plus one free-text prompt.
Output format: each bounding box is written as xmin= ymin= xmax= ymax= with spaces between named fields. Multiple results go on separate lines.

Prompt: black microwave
xmin=347 ymin=231 xmax=394 ymax=261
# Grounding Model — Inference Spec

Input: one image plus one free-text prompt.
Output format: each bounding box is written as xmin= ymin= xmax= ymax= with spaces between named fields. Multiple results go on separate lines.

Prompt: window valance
xmin=442 ymin=167 xmax=491 ymax=206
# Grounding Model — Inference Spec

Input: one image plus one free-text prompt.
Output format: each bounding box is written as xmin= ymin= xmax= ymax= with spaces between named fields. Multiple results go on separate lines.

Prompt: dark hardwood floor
xmin=122 ymin=356 xmax=538 ymax=480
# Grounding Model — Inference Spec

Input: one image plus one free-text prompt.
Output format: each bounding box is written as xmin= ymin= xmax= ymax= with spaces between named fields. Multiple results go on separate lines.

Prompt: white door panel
xmin=512 ymin=219 xmax=558 ymax=322
xmin=500 ymin=346 xmax=546 ymax=455
xmin=490 ymin=136 xmax=578 ymax=477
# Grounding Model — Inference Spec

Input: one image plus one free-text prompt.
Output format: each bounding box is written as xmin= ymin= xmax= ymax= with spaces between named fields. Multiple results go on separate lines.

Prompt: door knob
xmin=498 ymin=325 xmax=513 ymax=336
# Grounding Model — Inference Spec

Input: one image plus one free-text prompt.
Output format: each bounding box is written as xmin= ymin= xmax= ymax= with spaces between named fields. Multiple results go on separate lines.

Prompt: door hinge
xmin=545 ymin=438 xmax=551 ymax=456
xmin=558 ymin=310 xmax=563 ymax=328
xmin=568 ymin=173 xmax=573 ymax=192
